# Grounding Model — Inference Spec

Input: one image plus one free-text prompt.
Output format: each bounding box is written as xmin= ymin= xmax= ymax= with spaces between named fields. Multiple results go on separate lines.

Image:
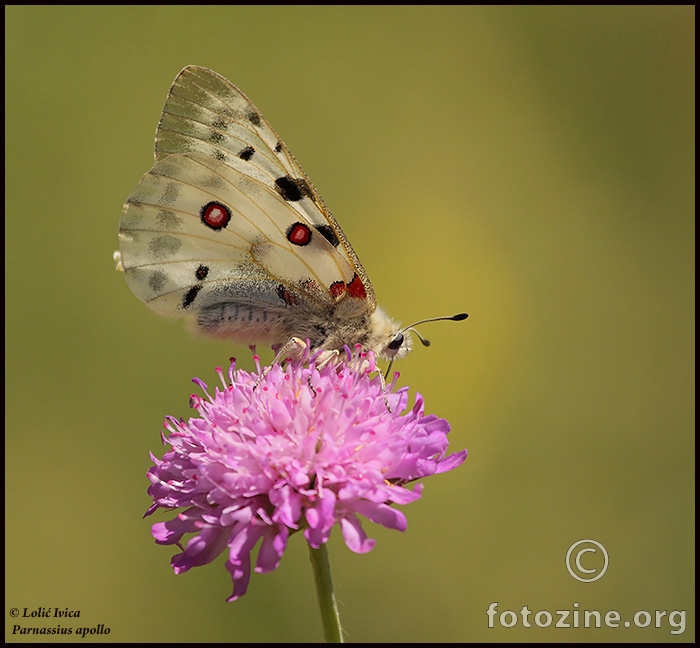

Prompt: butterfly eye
xmin=387 ymin=332 xmax=404 ymax=351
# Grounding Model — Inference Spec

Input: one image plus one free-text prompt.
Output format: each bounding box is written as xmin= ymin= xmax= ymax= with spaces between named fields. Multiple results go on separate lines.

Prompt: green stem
xmin=308 ymin=543 xmax=343 ymax=642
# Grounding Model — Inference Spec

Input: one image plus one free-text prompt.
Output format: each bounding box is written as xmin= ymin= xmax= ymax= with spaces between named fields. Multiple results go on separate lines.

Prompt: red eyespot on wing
xmin=329 ymin=281 xmax=346 ymax=299
xmin=200 ymin=202 xmax=231 ymax=230
xmin=287 ymin=222 xmax=312 ymax=246
xmin=347 ymin=274 xmax=367 ymax=300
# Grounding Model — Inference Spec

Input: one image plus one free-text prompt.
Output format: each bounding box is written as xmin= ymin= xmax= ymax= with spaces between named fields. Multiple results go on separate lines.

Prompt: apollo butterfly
xmin=116 ymin=66 xmax=465 ymax=364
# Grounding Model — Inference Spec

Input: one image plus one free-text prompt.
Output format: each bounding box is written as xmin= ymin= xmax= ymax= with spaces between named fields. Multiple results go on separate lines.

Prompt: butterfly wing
xmin=119 ymin=66 xmax=379 ymax=347
xmin=155 ymin=66 xmax=376 ymax=307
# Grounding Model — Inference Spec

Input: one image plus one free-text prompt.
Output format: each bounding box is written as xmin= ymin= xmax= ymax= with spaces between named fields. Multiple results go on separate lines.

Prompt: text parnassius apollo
xmin=118 ymin=66 xmax=465 ymax=361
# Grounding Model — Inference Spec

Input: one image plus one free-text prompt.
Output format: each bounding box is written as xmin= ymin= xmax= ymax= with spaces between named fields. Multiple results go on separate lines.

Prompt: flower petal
xmin=339 ymin=514 xmax=376 ymax=554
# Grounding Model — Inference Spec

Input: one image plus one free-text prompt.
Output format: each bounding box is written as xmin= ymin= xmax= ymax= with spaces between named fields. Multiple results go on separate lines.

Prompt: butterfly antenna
xmin=405 ymin=327 xmax=431 ymax=347
xmin=384 ymin=313 xmax=468 ymax=380
xmin=402 ymin=313 xmax=468 ymax=347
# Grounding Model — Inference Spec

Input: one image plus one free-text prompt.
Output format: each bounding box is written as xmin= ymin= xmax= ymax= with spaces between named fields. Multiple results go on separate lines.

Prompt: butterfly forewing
xmin=153 ymin=66 xmax=376 ymax=305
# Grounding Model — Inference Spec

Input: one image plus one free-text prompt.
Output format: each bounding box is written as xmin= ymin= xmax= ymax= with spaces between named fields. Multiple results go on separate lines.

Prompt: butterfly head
xmin=371 ymin=310 xmax=468 ymax=363
xmin=369 ymin=308 xmax=414 ymax=361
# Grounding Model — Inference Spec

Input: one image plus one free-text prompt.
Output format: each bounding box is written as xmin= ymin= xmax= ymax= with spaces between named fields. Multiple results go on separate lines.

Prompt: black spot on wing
xmin=275 ymin=175 xmax=311 ymax=202
xmin=182 ymin=284 xmax=203 ymax=309
xmin=195 ymin=265 xmax=209 ymax=281
xmin=246 ymin=110 xmax=262 ymax=127
xmin=274 ymin=142 xmax=283 ymax=153
xmin=238 ymin=146 xmax=255 ymax=161
xmin=314 ymin=224 xmax=340 ymax=248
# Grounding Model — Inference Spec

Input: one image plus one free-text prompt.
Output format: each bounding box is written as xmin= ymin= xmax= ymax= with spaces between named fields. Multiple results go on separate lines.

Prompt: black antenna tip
xmin=453 ymin=313 xmax=469 ymax=321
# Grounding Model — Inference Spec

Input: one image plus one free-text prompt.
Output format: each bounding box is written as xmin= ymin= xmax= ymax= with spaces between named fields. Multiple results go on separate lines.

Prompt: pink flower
xmin=146 ymin=349 xmax=467 ymax=601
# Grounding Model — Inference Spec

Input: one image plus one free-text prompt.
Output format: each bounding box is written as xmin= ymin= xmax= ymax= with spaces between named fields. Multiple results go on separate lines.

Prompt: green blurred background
xmin=5 ymin=6 xmax=694 ymax=643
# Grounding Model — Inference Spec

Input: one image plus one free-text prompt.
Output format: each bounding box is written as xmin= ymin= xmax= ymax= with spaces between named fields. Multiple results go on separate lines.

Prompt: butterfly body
xmin=119 ymin=66 xmax=412 ymax=361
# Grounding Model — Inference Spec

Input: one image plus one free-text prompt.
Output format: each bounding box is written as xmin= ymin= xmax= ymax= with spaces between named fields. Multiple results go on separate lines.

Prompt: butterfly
xmin=117 ymin=66 xmax=466 ymax=366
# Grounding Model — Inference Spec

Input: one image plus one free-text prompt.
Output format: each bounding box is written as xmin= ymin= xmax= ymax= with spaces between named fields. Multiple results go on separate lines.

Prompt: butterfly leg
xmin=253 ymin=339 xmax=341 ymax=393
xmin=271 ymin=339 xmax=339 ymax=368
xmin=272 ymin=337 xmax=308 ymax=364
xmin=252 ymin=337 xmax=309 ymax=390
xmin=376 ymin=370 xmax=394 ymax=412
xmin=314 ymin=349 xmax=340 ymax=369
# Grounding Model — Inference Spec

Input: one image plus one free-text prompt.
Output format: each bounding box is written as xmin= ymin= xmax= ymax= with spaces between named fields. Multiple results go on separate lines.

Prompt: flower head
xmin=146 ymin=349 xmax=467 ymax=601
